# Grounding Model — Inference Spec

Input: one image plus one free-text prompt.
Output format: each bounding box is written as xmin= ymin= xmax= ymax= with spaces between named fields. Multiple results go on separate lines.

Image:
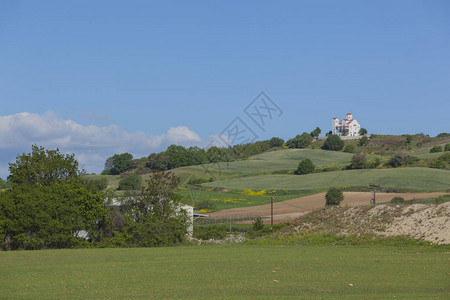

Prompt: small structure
xmin=331 ymin=113 xmax=361 ymax=137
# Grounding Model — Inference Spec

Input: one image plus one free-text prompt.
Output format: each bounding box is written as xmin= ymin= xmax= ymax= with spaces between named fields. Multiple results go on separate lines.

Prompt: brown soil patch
xmin=209 ymin=192 xmax=448 ymax=223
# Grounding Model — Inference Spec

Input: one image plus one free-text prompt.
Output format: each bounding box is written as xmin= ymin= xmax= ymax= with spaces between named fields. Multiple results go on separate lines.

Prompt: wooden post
xmin=271 ymin=196 xmax=274 ymax=226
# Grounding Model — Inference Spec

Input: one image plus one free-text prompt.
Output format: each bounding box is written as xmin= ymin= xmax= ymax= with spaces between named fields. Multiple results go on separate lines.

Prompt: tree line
xmin=102 ymin=127 xmax=325 ymax=175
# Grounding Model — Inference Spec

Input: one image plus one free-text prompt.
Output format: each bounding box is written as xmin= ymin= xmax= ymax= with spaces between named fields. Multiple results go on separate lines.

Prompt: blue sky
xmin=1 ymin=0 xmax=449 ymax=177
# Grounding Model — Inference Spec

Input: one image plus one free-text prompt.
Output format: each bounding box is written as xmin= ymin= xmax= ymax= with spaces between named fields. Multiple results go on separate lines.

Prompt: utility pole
xmin=369 ymin=184 xmax=380 ymax=204
xmin=270 ymin=196 xmax=274 ymax=226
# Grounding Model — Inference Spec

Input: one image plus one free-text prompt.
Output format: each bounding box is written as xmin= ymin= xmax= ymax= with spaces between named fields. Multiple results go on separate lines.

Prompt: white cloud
xmin=0 ymin=112 xmax=205 ymax=178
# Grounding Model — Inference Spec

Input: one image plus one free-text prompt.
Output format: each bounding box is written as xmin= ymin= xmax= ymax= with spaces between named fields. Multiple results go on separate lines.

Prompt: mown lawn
xmin=1 ymin=245 xmax=448 ymax=298
xmin=203 ymin=167 xmax=450 ymax=191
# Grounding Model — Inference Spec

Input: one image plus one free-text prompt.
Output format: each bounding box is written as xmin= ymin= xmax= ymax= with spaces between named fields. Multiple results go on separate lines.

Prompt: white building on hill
xmin=332 ymin=113 xmax=361 ymax=137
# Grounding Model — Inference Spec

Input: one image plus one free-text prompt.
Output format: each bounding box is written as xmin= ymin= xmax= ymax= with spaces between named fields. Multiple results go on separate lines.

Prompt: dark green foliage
xmin=295 ymin=159 xmax=316 ymax=175
xmin=83 ymin=177 xmax=108 ymax=192
xmin=118 ymin=173 xmax=143 ymax=190
xmin=386 ymin=155 xmax=417 ymax=168
xmin=310 ymin=127 xmax=321 ymax=138
xmin=390 ymin=196 xmax=405 ymax=203
xmin=0 ymin=178 xmax=11 ymax=190
xmin=404 ymin=134 xmax=413 ymax=144
xmin=348 ymin=153 xmax=367 ymax=169
xmin=359 ymin=128 xmax=368 ymax=136
xmin=269 ymin=137 xmax=284 ymax=147
xmin=445 ymin=144 xmax=450 ymax=151
xmin=193 ymin=225 xmax=229 ymax=240
xmin=325 ymin=187 xmax=343 ymax=205
xmin=343 ymin=144 xmax=355 ymax=153
xmin=430 ymin=145 xmax=443 ymax=153
xmin=436 ymin=132 xmax=450 ymax=138
xmin=196 ymin=200 xmax=216 ymax=211
xmin=119 ymin=171 xmax=188 ymax=246
xmin=8 ymin=145 xmax=80 ymax=186
xmin=252 ymin=217 xmax=265 ymax=231
xmin=322 ymin=135 xmax=344 ymax=151
xmin=358 ymin=136 xmax=369 ymax=146
xmin=0 ymin=146 xmax=108 ymax=250
xmin=0 ymin=182 xmax=107 ymax=250
xmin=286 ymin=132 xmax=313 ymax=149
xmin=109 ymin=153 xmax=134 ymax=175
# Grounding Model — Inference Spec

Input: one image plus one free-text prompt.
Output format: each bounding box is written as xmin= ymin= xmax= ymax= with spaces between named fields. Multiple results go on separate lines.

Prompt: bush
xmin=118 ymin=173 xmax=143 ymax=190
xmin=358 ymin=136 xmax=369 ymax=146
xmin=386 ymin=155 xmax=417 ymax=168
xmin=343 ymin=144 xmax=355 ymax=153
xmin=325 ymin=187 xmax=343 ymax=205
xmin=390 ymin=196 xmax=405 ymax=203
xmin=322 ymin=135 xmax=344 ymax=151
xmin=430 ymin=145 xmax=443 ymax=153
xmin=347 ymin=153 xmax=367 ymax=169
xmin=196 ymin=200 xmax=216 ymax=211
xmin=444 ymin=144 xmax=450 ymax=152
xmin=295 ymin=159 xmax=316 ymax=175
xmin=252 ymin=217 xmax=265 ymax=231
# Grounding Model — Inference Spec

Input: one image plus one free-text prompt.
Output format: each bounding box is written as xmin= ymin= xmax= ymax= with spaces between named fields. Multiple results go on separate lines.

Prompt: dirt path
xmin=208 ymin=192 xmax=448 ymax=223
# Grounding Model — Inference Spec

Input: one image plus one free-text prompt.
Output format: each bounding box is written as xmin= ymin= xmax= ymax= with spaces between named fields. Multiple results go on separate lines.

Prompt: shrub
xmin=430 ymin=145 xmax=443 ymax=153
xmin=196 ymin=200 xmax=216 ymax=211
xmin=118 ymin=173 xmax=143 ymax=190
xmin=325 ymin=187 xmax=343 ymax=205
xmin=322 ymin=135 xmax=344 ymax=151
xmin=347 ymin=153 xmax=367 ymax=169
xmin=343 ymin=144 xmax=355 ymax=153
xmin=358 ymin=136 xmax=369 ymax=146
xmin=386 ymin=155 xmax=416 ymax=168
xmin=390 ymin=196 xmax=405 ymax=203
xmin=444 ymin=144 xmax=450 ymax=151
xmin=295 ymin=159 xmax=316 ymax=175
xmin=252 ymin=217 xmax=265 ymax=231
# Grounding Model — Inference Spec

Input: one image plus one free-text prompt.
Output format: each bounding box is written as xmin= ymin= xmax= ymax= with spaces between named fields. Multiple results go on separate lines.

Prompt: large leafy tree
xmin=8 ymin=145 xmax=79 ymax=186
xmin=286 ymin=132 xmax=313 ymax=149
xmin=322 ymin=135 xmax=344 ymax=151
xmin=0 ymin=146 xmax=108 ymax=250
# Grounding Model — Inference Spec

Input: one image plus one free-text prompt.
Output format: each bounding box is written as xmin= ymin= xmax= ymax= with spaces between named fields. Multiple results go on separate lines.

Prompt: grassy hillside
xmin=203 ymin=167 xmax=450 ymax=191
xmin=1 ymin=246 xmax=448 ymax=298
xmin=171 ymin=149 xmax=354 ymax=183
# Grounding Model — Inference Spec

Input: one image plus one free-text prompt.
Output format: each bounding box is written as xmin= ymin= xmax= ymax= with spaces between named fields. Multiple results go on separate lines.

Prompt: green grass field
xmin=203 ymin=167 xmax=450 ymax=191
xmin=172 ymin=149 xmax=354 ymax=183
xmin=1 ymin=245 xmax=448 ymax=298
xmin=176 ymin=188 xmax=317 ymax=211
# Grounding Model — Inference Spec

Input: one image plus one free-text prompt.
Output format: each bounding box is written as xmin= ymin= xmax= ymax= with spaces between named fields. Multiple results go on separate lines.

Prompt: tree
xmin=430 ymin=146 xmax=443 ymax=153
xmin=343 ymin=144 xmax=355 ymax=153
xmin=310 ymin=127 xmax=321 ymax=138
xmin=118 ymin=173 xmax=143 ymax=190
xmin=322 ymin=135 xmax=344 ymax=151
xmin=286 ymin=132 xmax=313 ymax=149
xmin=359 ymin=128 xmax=368 ymax=136
xmin=325 ymin=187 xmax=343 ymax=205
xmin=120 ymin=171 xmax=188 ymax=247
xmin=269 ymin=137 xmax=284 ymax=148
xmin=8 ymin=145 xmax=80 ymax=186
xmin=295 ymin=159 xmax=316 ymax=175
xmin=0 ymin=146 xmax=107 ymax=250
xmin=109 ymin=153 xmax=134 ymax=175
